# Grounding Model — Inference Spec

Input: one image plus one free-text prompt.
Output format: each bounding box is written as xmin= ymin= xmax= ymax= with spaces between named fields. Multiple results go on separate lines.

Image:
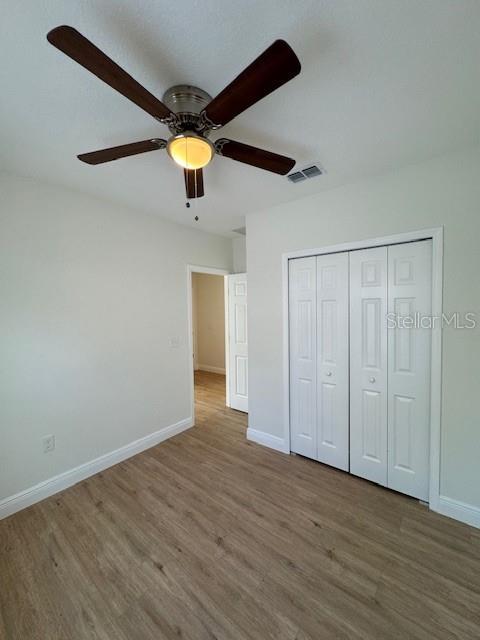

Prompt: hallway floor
xmin=194 ymin=369 xmax=230 ymax=419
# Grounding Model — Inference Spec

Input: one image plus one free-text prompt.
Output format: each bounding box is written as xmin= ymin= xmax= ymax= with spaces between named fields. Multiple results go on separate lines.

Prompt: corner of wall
xmin=232 ymin=235 xmax=247 ymax=273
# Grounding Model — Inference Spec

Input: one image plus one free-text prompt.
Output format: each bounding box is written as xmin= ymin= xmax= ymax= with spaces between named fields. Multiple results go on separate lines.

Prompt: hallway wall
xmin=192 ymin=273 xmax=225 ymax=374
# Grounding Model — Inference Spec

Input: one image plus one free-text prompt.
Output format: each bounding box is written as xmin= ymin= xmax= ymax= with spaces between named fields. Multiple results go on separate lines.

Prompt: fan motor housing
xmin=162 ymin=85 xmax=212 ymax=134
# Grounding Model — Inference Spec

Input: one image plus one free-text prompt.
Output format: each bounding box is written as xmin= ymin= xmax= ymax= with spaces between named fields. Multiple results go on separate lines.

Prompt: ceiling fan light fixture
xmin=167 ymin=133 xmax=213 ymax=170
xmin=46 ymin=27 xmax=302 ymax=199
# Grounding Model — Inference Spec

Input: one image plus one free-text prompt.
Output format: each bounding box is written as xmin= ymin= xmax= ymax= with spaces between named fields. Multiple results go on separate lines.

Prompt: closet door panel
xmin=316 ymin=253 xmax=349 ymax=470
xmin=350 ymin=247 xmax=388 ymax=485
xmin=289 ymin=257 xmax=317 ymax=458
xmin=387 ymin=240 xmax=432 ymax=500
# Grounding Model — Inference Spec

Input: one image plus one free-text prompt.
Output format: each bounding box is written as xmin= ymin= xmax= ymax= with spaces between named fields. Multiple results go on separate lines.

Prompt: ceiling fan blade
xmin=78 ymin=139 xmax=166 ymax=165
xmin=184 ymin=169 xmax=204 ymax=198
xmin=203 ymin=40 xmax=300 ymax=128
xmin=215 ymin=138 xmax=295 ymax=175
xmin=47 ymin=26 xmax=174 ymax=123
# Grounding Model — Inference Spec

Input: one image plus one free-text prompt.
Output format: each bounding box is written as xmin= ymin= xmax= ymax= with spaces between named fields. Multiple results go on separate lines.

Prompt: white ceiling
xmin=1 ymin=1 xmax=480 ymax=236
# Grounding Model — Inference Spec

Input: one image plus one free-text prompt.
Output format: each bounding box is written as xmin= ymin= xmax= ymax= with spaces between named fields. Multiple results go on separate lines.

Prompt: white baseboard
xmin=247 ymin=428 xmax=290 ymax=454
xmin=0 ymin=417 xmax=193 ymax=521
xmin=198 ymin=364 xmax=226 ymax=375
xmin=434 ymin=495 xmax=480 ymax=529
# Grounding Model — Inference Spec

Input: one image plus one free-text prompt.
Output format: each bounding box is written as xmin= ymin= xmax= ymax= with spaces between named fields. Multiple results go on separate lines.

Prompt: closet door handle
xmin=326 ymin=371 xmax=332 ymax=377
xmin=369 ymin=376 xmax=376 ymax=383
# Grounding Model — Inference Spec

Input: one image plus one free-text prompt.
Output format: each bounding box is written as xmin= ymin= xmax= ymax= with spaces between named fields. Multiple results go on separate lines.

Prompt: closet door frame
xmin=282 ymin=227 xmax=443 ymax=512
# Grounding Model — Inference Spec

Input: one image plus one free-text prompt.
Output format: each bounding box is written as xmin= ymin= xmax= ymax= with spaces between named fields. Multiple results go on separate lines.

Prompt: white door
xmin=289 ymin=257 xmax=317 ymax=458
xmin=316 ymin=253 xmax=350 ymax=470
xmin=228 ymin=273 xmax=248 ymax=412
xmin=349 ymin=247 xmax=388 ymax=486
xmin=387 ymin=240 xmax=432 ymax=500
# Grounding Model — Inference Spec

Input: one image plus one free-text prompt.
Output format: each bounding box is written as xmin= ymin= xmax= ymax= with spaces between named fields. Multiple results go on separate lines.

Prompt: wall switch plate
xmin=43 ymin=434 xmax=55 ymax=453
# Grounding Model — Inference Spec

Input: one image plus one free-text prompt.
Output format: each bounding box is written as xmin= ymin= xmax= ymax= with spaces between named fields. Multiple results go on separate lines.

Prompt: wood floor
xmin=1 ymin=370 xmax=479 ymax=639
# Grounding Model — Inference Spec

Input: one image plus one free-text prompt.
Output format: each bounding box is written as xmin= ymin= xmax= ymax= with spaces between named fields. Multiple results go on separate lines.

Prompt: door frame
xmin=187 ymin=264 xmax=230 ymax=423
xmin=281 ymin=226 xmax=444 ymax=510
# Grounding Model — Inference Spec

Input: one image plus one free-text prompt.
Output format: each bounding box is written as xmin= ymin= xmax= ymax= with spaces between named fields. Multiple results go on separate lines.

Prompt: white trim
xmin=0 ymin=417 xmax=193 ymax=520
xmin=282 ymin=250 xmax=291 ymax=457
xmin=247 ymin=428 xmax=289 ymax=454
xmin=224 ymin=276 xmax=231 ymax=407
xmin=197 ymin=364 xmax=226 ymax=375
xmin=281 ymin=227 xmax=444 ymax=515
xmin=283 ymin=227 xmax=443 ymax=259
xmin=187 ymin=264 xmax=230 ymax=422
xmin=436 ymin=496 xmax=480 ymax=529
xmin=428 ymin=227 xmax=444 ymax=510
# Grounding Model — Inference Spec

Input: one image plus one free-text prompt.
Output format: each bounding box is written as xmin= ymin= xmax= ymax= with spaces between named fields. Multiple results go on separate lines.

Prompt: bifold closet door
xmin=387 ymin=240 xmax=432 ymax=501
xmin=349 ymin=247 xmax=388 ymax=486
xmin=289 ymin=257 xmax=317 ymax=458
xmin=289 ymin=254 xmax=349 ymax=467
xmin=316 ymin=253 xmax=349 ymax=470
xmin=349 ymin=241 xmax=432 ymax=498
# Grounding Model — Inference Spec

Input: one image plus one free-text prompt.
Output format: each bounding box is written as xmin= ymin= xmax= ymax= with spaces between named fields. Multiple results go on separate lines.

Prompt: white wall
xmin=0 ymin=173 xmax=232 ymax=502
xmin=232 ymin=236 xmax=247 ymax=273
xmin=192 ymin=273 xmax=225 ymax=373
xmin=247 ymin=146 xmax=480 ymax=513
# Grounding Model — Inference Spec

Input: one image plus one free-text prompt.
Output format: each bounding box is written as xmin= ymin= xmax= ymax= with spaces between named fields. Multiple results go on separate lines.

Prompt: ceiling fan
xmin=46 ymin=26 xmax=301 ymax=199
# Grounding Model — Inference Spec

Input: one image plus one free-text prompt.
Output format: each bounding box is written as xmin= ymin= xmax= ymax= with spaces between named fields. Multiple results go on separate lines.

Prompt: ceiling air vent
xmin=287 ymin=164 xmax=325 ymax=184
xmin=287 ymin=171 xmax=307 ymax=184
xmin=302 ymin=165 xmax=322 ymax=178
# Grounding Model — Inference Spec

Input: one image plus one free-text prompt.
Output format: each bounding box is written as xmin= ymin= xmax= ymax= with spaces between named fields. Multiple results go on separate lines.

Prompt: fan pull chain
xmin=193 ymin=169 xmax=199 ymax=221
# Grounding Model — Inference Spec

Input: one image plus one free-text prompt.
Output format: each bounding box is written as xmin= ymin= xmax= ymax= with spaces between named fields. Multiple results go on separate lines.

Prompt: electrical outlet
xmin=42 ymin=434 xmax=55 ymax=453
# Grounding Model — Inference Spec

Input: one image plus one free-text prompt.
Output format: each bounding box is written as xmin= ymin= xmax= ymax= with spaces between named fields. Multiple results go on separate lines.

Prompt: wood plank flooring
xmin=1 ymin=370 xmax=479 ymax=639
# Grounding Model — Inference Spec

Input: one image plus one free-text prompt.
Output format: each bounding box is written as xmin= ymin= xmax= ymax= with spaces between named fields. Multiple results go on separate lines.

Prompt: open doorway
xmin=192 ymin=271 xmax=227 ymax=422
xmin=187 ymin=265 xmax=248 ymax=427
xmin=187 ymin=265 xmax=229 ymax=425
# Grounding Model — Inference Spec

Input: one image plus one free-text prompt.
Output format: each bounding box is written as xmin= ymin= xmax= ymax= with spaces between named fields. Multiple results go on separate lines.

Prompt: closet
xmin=289 ymin=240 xmax=432 ymax=501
